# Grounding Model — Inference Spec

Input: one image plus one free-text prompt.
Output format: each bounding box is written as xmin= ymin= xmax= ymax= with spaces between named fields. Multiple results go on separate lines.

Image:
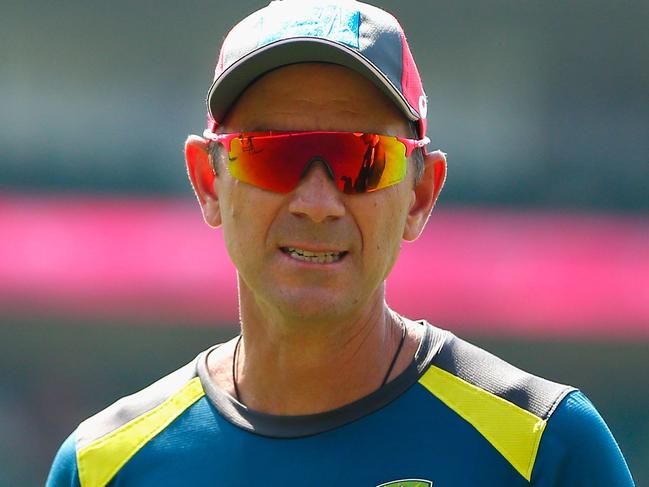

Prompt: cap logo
xmin=258 ymin=4 xmax=360 ymax=49
xmin=418 ymin=95 xmax=428 ymax=119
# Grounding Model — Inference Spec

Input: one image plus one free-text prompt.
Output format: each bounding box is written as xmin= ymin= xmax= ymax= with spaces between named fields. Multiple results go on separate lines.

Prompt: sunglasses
xmin=202 ymin=130 xmax=429 ymax=195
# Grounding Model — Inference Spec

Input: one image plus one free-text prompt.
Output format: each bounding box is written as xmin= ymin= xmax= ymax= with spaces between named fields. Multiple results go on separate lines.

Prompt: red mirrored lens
xmin=224 ymin=132 xmax=408 ymax=194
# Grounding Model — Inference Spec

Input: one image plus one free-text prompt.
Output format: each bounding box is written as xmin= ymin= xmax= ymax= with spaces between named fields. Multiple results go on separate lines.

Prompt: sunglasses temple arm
xmin=399 ymin=136 xmax=431 ymax=156
xmin=202 ymin=130 xmax=240 ymax=152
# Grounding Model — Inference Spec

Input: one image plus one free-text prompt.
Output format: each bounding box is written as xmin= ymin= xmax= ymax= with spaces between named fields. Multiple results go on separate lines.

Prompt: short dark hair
xmin=207 ymin=141 xmax=222 ymax=175
xmin=408 ymin=122 xmax=425 ymax=184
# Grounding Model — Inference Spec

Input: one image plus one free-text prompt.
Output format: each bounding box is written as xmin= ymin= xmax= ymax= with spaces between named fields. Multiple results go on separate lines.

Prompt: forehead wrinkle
xmin=259 ymin=98 xmax=362 ymax=117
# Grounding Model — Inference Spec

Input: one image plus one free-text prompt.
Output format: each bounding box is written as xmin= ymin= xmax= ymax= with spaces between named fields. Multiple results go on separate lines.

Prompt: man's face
xmin=210 ymin=63 xmax=425 ymax=324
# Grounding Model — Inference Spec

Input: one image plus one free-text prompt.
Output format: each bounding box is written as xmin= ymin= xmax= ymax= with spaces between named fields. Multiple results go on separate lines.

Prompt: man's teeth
xmin=283 ymin=247 xmax=345 ymax=263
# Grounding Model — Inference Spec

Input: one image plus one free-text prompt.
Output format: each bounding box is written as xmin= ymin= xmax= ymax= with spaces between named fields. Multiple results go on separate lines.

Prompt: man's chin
xmin=257 ymin=290 xmax=361 ymax=326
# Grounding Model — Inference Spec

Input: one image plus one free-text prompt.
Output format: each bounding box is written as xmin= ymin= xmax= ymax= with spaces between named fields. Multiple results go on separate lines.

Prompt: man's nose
xmin=288 ymin=161 xmax=346 ymax=222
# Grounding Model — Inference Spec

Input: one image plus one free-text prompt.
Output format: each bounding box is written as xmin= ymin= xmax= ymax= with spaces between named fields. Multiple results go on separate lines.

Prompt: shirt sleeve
xmin=531 ymin=390 xmax=635 ymax=486
xmin=46 ymin=430 xmax=82 ymax=487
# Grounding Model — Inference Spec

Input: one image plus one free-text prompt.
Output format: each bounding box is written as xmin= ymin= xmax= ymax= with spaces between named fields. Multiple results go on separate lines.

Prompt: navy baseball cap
xmin=205 ymin=0 xmax=429 ymax=141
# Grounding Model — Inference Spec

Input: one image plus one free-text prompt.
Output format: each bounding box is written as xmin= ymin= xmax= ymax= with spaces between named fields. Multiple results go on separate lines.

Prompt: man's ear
xmin=185 ymin=135 xmax=221 ymax=228
xmin=403 ymin=150 xmax=447 ymax=241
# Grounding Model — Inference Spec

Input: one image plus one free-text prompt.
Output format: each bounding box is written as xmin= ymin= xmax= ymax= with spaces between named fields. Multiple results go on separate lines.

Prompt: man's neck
xmin=207 ymin=288 xmax=422 ymax=415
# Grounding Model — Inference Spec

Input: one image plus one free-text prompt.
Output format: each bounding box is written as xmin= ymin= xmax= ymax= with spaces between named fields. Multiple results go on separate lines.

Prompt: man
xmin=47 ymin=1 xmax=635 ymax=486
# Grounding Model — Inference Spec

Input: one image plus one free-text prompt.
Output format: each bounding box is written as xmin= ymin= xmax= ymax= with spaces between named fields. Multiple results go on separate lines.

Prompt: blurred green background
xmin=1 ymin=1 xmax=647 ymax=485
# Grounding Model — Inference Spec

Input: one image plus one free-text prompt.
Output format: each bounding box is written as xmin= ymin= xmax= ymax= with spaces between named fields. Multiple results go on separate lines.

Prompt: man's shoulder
xmin=417 ymin=327 xmax=576 ymax=482
xmin=423 ymin=331 xmax=575 ymax=420
xmin=416 ymin=327 xmax=634 ymax=485
xmin=49 ymin=355 xmax=207 ymax=487
xmin=76 ymin=357 xmax=202 ymax=449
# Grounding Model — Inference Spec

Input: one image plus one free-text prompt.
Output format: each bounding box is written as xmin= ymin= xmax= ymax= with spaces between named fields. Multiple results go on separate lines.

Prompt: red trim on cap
xmin=398 ymin=29 xmax=427 ymax=139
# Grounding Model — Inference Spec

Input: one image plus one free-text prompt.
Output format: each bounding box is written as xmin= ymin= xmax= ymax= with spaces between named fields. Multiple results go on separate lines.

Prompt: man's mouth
xmin=280 ymin=247 xmax=347 ymax=264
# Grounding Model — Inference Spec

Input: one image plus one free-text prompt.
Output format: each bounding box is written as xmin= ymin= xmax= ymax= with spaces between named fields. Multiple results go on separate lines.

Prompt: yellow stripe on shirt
xmin=77 ymin=377 xmax=205 ymax=487
xmin=419 ymin=365 xmax=546 ymax=481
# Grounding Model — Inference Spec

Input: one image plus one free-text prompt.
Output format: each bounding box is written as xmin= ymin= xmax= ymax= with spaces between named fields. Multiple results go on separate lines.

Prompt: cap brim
xmin=207 ymin=37 xmax=420 ymax=124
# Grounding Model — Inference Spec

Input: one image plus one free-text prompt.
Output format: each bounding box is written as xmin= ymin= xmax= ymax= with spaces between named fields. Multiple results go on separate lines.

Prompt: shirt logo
xmin=376 ymin=479 xmax=433 ymax=487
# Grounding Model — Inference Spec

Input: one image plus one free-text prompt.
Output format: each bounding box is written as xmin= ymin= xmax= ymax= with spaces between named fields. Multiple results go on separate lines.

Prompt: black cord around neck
xmin=232 ymin=318 xmax=407 ymax=403
xmin=380 ymin=317 xmax=406 ymax=387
